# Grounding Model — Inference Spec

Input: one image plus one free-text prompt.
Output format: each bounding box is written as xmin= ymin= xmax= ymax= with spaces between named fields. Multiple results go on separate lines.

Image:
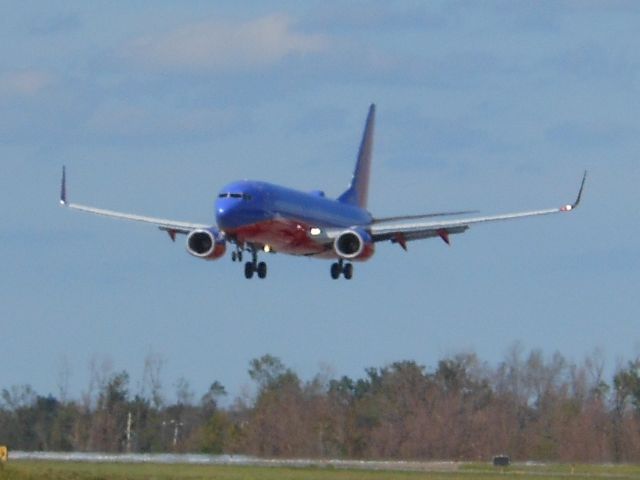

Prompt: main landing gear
xmin=242 ymin=247 xmax=267 ymax=279
xmin=245 ymin=260 xmax=267 ymax=279
xmin=330 ymin=259 xmax=353 ymax=280
xmin=231 ymin=243 xmax=267 ymax=279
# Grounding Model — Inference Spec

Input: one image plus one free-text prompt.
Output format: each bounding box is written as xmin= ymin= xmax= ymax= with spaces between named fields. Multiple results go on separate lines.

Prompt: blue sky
xmin=1 ymin=1 xmax=639 ymax=403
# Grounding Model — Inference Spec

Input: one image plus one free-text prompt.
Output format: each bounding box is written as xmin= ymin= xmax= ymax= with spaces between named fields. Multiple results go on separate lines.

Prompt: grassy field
xmin=1 ymin=461 xmax=639 ymax=480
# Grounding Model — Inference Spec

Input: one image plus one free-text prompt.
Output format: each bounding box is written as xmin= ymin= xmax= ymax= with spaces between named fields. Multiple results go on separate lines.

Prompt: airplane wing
xmin=373 ymin=210 xmax=478 ymax=222
xmin=370 ymin=172 xmax=587 ymax=248
xmin=59 ymin=167 xmax=210 ymax=237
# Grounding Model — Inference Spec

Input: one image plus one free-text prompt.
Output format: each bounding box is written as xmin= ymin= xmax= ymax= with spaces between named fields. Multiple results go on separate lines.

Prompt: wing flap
xmin=373 ymin=210 xmax=477 ymax=223
xmin=384 ymin=226 xmax=469 ymax=243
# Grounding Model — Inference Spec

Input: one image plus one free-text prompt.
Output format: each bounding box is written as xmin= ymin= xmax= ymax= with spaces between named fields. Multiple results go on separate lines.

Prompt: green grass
xmin=1 ymin=461 xmax=639 ymax=480
xmin=463 ymin=461 xmax=640 ymax=477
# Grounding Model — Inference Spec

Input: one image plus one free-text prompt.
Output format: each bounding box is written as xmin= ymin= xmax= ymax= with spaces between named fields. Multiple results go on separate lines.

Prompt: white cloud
xmin=124 ymin=14 xmax=328 ymax=72
xmin=0 ymin=70 xmax=52 ymax=96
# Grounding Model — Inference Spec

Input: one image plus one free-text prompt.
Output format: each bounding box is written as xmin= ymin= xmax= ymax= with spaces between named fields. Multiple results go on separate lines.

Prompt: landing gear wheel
xmin=231 ymin=251 xmax=237 ymax=262
xmin=238 ymin=252 xmax=243 ymax=262
xmin=330 ymin=262 xmax=341 ymax=279
xmin=257 ymin=261 xmax=267 ymax=279
xmin=244 ymin=261 xmax=254 ymax=279
xmin=343 ymin=263 xmax=353 ymax=280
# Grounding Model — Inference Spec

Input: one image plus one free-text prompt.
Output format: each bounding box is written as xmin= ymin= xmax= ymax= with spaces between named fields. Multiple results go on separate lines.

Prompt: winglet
xmin=573 ymin=170 xmax=587 ymax=208
xmin=60 ymin=166 xmax=67 ymax=205
xmin=561 ymin=170 xmax=587 ymax=212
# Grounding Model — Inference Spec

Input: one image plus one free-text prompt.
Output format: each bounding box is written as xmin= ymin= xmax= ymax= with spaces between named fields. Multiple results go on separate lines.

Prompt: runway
xmin=10 ymin=451 xmax=459 ymax=472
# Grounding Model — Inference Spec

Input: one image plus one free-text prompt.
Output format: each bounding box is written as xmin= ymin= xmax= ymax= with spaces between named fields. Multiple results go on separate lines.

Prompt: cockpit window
xmin=218 ymin=192 xmax=252 ymax=200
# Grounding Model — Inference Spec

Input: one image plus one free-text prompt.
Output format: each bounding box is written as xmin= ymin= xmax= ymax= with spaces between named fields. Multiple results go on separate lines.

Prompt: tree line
xmin=2 ymin=348 xmax=640 ymax=462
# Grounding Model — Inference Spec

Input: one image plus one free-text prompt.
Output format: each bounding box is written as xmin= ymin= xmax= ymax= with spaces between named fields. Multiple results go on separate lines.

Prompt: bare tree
xmin=140 ymin=352 xmax=165 ymax=409
xmin=82 ymin=355 xmax=113 ymax=412
xmin=174 ymin=377 xmax=194 ymax=407
xmin=56 ymin=355 xmax=72 ymax=404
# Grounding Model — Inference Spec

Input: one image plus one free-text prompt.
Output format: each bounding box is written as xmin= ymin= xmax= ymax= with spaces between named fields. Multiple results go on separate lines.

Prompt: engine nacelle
xmin=333 ymin=228 xmax=375 ymax=261
xmin=186 ymin=228 xmax=226 ymax=260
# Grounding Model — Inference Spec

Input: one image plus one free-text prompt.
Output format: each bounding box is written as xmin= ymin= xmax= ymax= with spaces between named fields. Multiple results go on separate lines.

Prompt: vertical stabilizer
xmin=338 ymin=104 xmax=375 ymax=208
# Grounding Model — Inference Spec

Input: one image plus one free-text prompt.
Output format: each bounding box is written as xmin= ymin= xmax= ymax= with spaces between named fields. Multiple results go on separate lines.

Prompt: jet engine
xmin=333 ymin=228 xmax=375 ymax=260
xmin=186 ymin=228 xmax=226 ymax=260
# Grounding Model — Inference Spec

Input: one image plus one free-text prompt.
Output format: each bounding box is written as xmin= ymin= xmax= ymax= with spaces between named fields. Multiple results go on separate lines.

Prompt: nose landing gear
xmin=231 ymin=245 xmax=243 ymax=262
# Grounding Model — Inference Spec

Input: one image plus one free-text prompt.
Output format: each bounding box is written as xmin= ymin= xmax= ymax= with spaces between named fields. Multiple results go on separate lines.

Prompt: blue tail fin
xmin=338 ymin=104 xmax=375 ymax=208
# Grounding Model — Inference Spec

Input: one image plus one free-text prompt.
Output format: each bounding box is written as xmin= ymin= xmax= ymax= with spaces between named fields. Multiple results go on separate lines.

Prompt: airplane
xmin=60 ymin=104 xmax=586 ymax=280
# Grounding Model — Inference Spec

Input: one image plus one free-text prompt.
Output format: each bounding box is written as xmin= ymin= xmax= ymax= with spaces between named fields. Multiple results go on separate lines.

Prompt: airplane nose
xmin=216 ymin=200 xmax=239 ymax=228
xmin=216 ymin=205 xmax=230 ymax=226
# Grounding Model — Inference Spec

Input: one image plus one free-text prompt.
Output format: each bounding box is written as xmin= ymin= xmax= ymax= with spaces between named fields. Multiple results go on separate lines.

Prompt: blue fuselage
xmin=215 ymin=181 xmax=372 ymax=257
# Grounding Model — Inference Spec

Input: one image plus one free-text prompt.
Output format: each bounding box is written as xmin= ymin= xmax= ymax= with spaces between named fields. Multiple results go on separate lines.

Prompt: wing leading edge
xmin=59 ymin=167 xmax=210 ymax=235
xmin=370 ymin=171 xmax=587 ymax=246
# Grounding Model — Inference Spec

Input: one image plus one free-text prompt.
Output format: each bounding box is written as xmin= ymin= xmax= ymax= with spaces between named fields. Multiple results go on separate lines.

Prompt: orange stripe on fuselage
xmin=226 ymin=218 xmax=327 ymax=256
xmin=226 ymin=218 xmax=375 ymax=261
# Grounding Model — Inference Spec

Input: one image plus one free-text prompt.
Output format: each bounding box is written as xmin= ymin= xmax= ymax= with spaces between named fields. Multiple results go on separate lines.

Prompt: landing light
xmin=310 ymin=227 xmax=322 ymax=236
xmin=263 ymin=245 xmax=271 ymax=253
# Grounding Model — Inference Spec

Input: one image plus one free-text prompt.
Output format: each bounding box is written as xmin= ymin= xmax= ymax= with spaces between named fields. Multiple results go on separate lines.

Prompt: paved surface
xmin=10 ymin=451 xmax=459 ymax=472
